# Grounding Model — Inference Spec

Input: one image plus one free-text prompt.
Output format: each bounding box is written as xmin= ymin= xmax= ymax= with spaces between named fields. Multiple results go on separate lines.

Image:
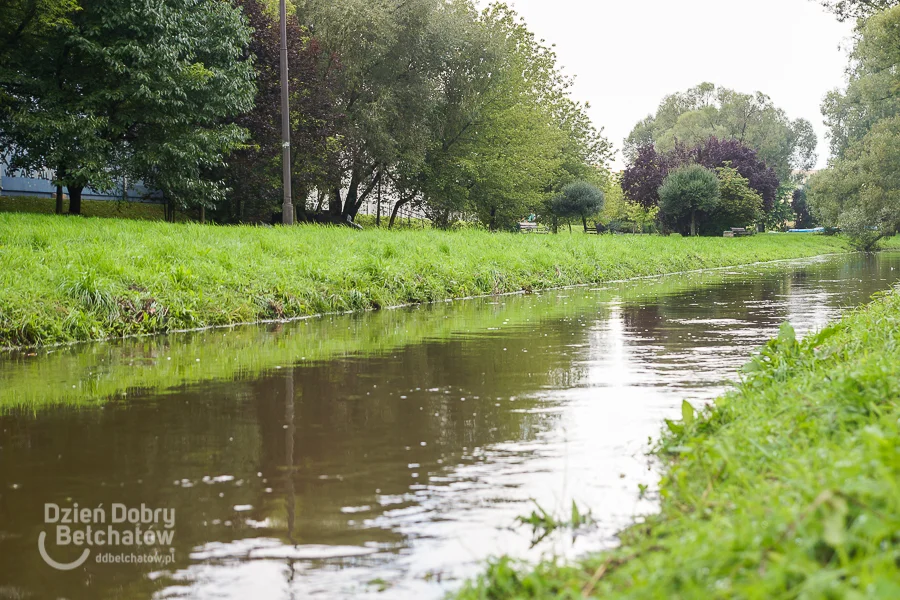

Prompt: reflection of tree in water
xmin=250 ymin=319 xmax=587 ymax=549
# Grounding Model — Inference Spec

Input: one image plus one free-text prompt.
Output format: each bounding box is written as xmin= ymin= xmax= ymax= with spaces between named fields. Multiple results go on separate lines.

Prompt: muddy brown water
xmin=1 ymin=253 xmax=898 ymax=599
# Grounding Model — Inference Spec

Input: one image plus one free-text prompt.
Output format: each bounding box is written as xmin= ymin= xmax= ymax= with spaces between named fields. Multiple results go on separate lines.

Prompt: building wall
xmin=0 ymin=162 xmax=162 ymax=203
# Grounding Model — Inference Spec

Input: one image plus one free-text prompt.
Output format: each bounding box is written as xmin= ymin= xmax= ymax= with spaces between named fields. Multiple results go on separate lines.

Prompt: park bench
xmin=518 ymin=222 xmax=549 ymax=234
xmin=723 ymin=227 xmax=752 ymax=238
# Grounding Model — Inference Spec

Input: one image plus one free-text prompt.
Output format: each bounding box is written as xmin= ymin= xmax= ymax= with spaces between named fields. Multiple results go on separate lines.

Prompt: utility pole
xmin=280 ymin=0 xmax=293 ymax=225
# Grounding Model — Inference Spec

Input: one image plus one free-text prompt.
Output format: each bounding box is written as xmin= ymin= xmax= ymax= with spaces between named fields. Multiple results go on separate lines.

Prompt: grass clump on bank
xmin=456 ymin=288 xmax=900 ymax=599
xmin=0 ymin=213 xmax=851 ymax=348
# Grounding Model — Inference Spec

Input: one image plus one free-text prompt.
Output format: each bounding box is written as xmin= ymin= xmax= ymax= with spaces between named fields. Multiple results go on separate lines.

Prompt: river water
xmin=1 ymin=252 xmax=898 ymax=599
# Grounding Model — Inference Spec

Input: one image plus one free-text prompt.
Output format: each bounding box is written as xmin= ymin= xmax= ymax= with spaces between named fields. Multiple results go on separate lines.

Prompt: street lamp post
xmin=279 ymin=0 xmax=293 ymax=225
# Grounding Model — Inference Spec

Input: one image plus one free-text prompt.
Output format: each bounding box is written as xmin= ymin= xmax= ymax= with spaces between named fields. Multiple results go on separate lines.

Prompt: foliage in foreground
xmin=456 ymin=288 xmax=900 ymax=599
xmin=0 ymin=213 xmax=850 ymax=348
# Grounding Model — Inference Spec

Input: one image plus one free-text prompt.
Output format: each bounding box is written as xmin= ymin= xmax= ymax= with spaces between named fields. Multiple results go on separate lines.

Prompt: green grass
xmin=0 ymin=213 xmax=852 ymax=348
xmin=455 ymin=288 xmax=900 ymax=599
xmin=0 ymin=195 xmax=191 ymax=221
xmin=881 ymin=235 xmax=900 ymax=250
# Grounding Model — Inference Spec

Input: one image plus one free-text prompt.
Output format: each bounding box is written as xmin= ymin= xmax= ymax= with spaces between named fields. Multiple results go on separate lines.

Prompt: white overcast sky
xmin=499 ymin=0 xmax=855 ymax=169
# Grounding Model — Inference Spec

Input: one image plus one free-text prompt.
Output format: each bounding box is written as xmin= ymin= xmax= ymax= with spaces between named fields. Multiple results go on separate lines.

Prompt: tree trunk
xmin=55 ymin=185 xmax=64 ymax=215
xmin=200 ymin=206 xmax=206 ymax=224
xmin=552 ymin=215 xmax=558 ymax=234
xmin=343 ymin=169 xmax=381 ymax=222
xmin=375 ymin=179 xmax=382 ymax=227
xmin=329 ymin=187 xmax=343 ymax=218
xmin=389 ymin=199 xmax=405 ymax=229
xmin=690 ymin=210 xmax=697 ymax=237
xmin=68 ymin=186 xmax=84 ymax=216
xmin=568 ymin=221 xmax=572 ymax=233
xmin=489 ymin=207 xmax=497 ymax=231
xmin=582 ymin=216 xmax=588 ymax=232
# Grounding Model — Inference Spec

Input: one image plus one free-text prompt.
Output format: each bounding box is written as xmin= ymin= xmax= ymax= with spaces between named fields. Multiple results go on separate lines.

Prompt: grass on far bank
xmin=456 ymin=288 xmax=900 ymax=599
xmin=0 ymin=212 xmax=854 ymax=348
xmin=0 ymin=195 xmax=192 ymax=221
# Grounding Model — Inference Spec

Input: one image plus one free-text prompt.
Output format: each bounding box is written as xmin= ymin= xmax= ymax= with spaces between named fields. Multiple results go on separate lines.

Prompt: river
xmin=1 ymin=252 xmax=898 ymax=599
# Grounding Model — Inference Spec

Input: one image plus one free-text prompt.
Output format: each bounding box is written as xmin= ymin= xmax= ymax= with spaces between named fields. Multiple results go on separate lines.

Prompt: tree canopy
xmin=809 ymin=4 xmax=900 ymax=249
xmin=551 ymin=181 xmax=604 ymax=232
xmin=703 ymin=165 xmax=764 ymax=235
xmin=623 ymin=137 xmax=779 ymax=213
xmin=0 ymin=0 xmax=255 ymax=214
xmin=624 ymin=82 xmax=816 ymax=182
xmin=658 ymin=164 xmax=720 ymax=236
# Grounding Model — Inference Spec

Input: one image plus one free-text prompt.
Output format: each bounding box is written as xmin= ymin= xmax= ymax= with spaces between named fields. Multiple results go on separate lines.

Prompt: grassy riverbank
xmin=457 ymin=288 xmax=900 ymax=598
xmin=0 ymin=213 xmax=852 ymax=348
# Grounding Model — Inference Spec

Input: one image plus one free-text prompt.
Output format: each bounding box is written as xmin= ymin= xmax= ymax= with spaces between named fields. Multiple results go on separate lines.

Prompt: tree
xmin=216 ymin=0 xmax=340 ymax=223
xmin=658 ymin=164 xmax=720 ymax=236
xmin=294 ymin=0 xmax=608 ymax=230
xmin=814 ymin=0 xmax=897 ymax=21
xmin=693 ymin=137 xmax=779 ymax=212
xmin=623 ymin=137 xmax=780 ymax=213
xmin=622 ymin=144 xmax=670 ymax=209
xmin=808 ymin=115 xmax=900 ymax=250
xmin=821 ymin=4 xmax=900 ymax=159
xmin=600 ymin=172 xmax=628 ymax=223
xmin=792 ymin=187 xmax=814 ymax=228
xmin=0 ymin=0 xmax=255 ymax=215
xmin=703 ymin=165 xmax=763 ymax=235
xmin=810 ymin=5 xmax=900 ymax=250
xmin=296 ymin=0 xmax=459 ymax=223
xmin=551 ymin=181 xmax=604 ymax=232
xmin=624 ymin=201 xmax=659 ymax=234
xmin=624 ymin=83 xmax=816 ymax=182
xmin=0 ymin=0 xmax=78 ymax=63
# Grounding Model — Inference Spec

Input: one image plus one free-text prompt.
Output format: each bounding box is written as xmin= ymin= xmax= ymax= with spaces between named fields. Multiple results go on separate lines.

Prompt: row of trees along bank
xmin=0 ymin=0 xmax=610 ymax=229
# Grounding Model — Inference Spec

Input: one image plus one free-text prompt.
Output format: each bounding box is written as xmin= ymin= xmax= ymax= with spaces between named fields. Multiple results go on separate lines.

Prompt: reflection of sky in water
xmin=1 ymin=254 xmax=899 ymax=600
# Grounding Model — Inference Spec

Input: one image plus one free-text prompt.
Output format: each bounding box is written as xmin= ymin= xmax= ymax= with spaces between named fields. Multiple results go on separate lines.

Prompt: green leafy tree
xmin=0 ymin=0 xmax=78 ymax=62
xmin=658 ymin=164 xmax=720 ymax=236
xmin=792 ymin=187 xmax=814 ymax=228
xmin=551 ymin=181 xmax=604 ymax=232
xmin=821 ymin=4 xmax=900 ymax=159
xmin=625 ymin=83 xmax=816 ymax=182
xmin=297 ymin=0 xmax=608 ymax=230
xmin=0 ymin=0 xmax=255 ymax=215
xmin=763 ymin=198 xmax=796 ymax=232
xmin=809 ymin=115 xmax=900 ymax=249
xmin=297 ymin=0 xmax=458 ymax=223
xmin=624 ymin=201 xmax=659 ymax=234
xmin=215 ymin=0 xmax=340 ymax=223
xmin=810 ymin=5 xmax=900 ymax=250
xmin=600 ymin=173 xmax=628 ymax=223
xmin=702 ymin=165 xmax=763 ymax=235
